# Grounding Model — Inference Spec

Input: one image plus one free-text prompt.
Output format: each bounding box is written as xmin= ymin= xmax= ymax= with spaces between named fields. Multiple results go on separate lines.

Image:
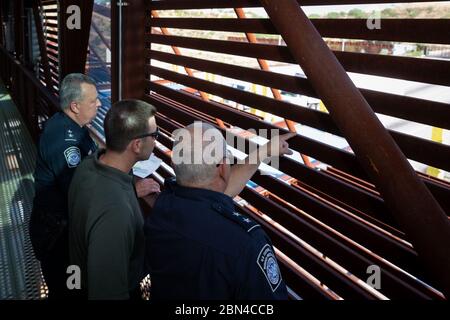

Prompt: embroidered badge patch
xmin=257 ymin=244 xmax=282 ymax=292
xmin=64 ymin=146 xmax=81 ymax=168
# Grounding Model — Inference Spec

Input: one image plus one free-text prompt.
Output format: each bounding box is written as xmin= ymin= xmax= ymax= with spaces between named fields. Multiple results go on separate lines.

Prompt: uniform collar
xmin=61 ymin=111 xmax=84 ymax=130
xmin=164 ymin=177 xmax=235 ymax=211
xmin=92 ymin=149 xmax=133 ymax=186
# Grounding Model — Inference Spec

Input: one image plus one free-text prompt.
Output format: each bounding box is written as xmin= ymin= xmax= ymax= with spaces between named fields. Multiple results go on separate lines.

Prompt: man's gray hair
xmin=172 ymin=122 xmax=227 ymax=187
xmin=59 ymin=73 xmax=96 ymax=110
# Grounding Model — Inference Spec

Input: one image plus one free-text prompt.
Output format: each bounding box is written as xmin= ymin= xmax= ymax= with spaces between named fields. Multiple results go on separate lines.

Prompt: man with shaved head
xmin=145 ymin=121 xmax=293 ymax=299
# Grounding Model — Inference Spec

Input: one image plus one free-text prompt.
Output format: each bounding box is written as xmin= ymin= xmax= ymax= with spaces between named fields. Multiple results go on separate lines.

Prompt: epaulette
xmin=211 ymin=202 xmax=261 ymax=233
xmin=64 ymin=127 xmax=78 ymax=142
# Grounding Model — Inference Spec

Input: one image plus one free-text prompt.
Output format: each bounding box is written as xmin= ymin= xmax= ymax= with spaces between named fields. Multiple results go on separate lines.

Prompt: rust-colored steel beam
xmin=13 ymin=0 xmax=24 ymax=60
xmin=0 ymin=0 xmax=4 ymax=46
xmin=234 ymin=7 xmax=312 ymax=167
xmin=242 ymin=185 xmax=442 ymax=299
xmin=93 ymin=2 xmax=110 ymax=19
xmin=111 ymin=0 xmax=118 ymax=102
xmin=151 ymin=10 xmax=207 ymax=100
xmin=59 ymin=0 xmax=94 ymax=78
xmin=32 ymin=1 xmax=53 ymax=93
xmin=261 ymin=0 xmax=450 ymax=298
xmin=113 ymin=0 xmax=146 ymax=101
xmin=151 ymin=10 xmax=225 ymax=129
xmin=88 ymin=44 xmax=111 ymax=75
xmin=91 ymin=18 xmax=111 ymax=52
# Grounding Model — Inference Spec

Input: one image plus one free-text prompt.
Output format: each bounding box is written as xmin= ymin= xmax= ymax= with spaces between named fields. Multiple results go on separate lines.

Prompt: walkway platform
xmin=0 ymin=79 xmax=46 ymax=299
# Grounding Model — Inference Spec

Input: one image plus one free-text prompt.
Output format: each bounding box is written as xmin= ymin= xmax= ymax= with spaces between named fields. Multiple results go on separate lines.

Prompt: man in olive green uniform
xmin=68 ymin=100 xmax=158 ymax=299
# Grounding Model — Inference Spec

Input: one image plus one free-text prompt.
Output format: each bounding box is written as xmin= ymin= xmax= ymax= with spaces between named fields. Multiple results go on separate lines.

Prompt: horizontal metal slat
xmin=149 ymin=96 xmax=410 ymax=257
xmin=249 ymin=173 xmax=424 ymax=278
xmin=152 ymin=143 xmax=339 ymax=299
xmin=147 ymin=72 xmax=368 ymax=179
xmin=150 ymin=18 xmax=450 ymax=44
xmin=234 ymin=206 xmax=379 ymax=299
xmin=148 ymin=32 xmax=450 ymax=86
xmin=240 ymin=186 xmax=441 ymax=299
xmin=147 ymin=81 xmax=450 ymax=217
xmin=147 ymin=64 xmax=450 ymax=172
xmin=148 ymin=36 xmax=450 ymax=129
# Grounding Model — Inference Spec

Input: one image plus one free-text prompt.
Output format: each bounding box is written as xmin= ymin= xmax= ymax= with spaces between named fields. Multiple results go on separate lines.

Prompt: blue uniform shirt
xmin=144 ymin=178 xmax=288 ymax=300
xmin=33 ymin=112 xmax=97 ymax=216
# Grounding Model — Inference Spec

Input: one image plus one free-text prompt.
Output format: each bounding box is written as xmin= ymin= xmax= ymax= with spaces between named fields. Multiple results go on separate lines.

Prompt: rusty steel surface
xmin=13 ymin=0 xmax=24 ymax=60
xmin=37 ymin=0 xmax=60 ymax=90
xmin=150 ymin=10 xmax=226 ymax=128
xmin=0 ymin=1 xmax=3 ymax=46
xmin=149 ymin=17 xmax=450 ymax=44
xmin=33 ymin=1 xmax=54 ymax=93
xmin=234 ymin=7 xmax=312 ymax=167
xmin=148 ymin=34 xmax=450 ymax=129
xmin=147 ymin=50 xmax=450 ymax=172
xmin=261 ymin=0 xmax=450 ymax=297
xmin=0 ymin=46 xmax=59 ymax=140
xmin=145 ymin=0 xmax=450 ymax=299
xmin=1 ymin=0 xmax=449 ymax=300
xmin=58 ymin=0 xmax=94 ymax=78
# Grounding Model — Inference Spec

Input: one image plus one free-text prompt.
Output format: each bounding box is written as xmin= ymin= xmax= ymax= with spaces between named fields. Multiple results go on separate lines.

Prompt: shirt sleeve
xmin=235 ymin=235 xmax=288 ymax=300
xmin=46 ymin=139 xmax=84 ymax=198
xmin=86 ymin=203 xmax=135 ymax=299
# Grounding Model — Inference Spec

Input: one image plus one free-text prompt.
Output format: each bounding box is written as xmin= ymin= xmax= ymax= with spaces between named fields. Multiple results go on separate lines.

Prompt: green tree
xmin=406 ymin=8 xmax=419 ymax=18
xmin=381 ymin=8 xmax=396 ymax=18
xmin=326 ymin=12 xmax=340 ymax=19
xmin=348 ymin=8 xmax=366 ymax=18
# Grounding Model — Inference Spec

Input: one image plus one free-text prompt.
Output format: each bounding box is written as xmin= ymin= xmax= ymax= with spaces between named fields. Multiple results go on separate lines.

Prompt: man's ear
xmin=69 ymin=101 xmax=79 ymax=114
xmin=217 ymin=162 xmax=227 ymax=180
xmin=130 ymin=138 xmax=142 ymax=154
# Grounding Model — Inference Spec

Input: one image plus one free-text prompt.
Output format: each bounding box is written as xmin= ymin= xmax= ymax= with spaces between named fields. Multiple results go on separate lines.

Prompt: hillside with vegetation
xmin=147 ymin=3 xmax=450 ymax=65
xmin=308 ymin=2 xmax=450 ymax=19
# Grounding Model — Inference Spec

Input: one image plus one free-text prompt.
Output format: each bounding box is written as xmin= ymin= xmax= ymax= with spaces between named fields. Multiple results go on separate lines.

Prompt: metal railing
xmin=143 ymin=0 xmax=450 ymax=299
xmin=1 ymin=0 xmax=449 ymax=300
xmin=0 ymin=46 xmax=59 ymax=141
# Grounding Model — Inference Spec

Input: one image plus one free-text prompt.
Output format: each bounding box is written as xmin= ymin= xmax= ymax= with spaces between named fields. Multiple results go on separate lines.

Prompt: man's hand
xmin=135 ymin=178 xmax=161 ymax=198
xmin=225 ymin=132 xmax=295 ymax=198
xmin=264 ymin=132 xmax=295 ymax=159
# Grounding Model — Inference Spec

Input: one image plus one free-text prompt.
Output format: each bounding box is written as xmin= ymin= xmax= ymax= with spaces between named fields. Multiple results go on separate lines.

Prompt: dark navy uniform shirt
xmin=33 ymin=112 xmax=97 ymax=216
xmin=144 ymin=178 xmax=288 ymax=300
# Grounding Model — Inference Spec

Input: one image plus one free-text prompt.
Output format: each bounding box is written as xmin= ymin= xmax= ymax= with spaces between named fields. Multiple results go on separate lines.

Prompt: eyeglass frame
xmin=133 ymin=127 xmax=159 ymax=140
xmin=216 ymin=149 xmax=233 ymax=167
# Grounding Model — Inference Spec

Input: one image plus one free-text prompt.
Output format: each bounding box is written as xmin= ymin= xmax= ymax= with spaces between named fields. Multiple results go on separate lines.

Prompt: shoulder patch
xmin=211 ymin=203 xmax=260 ymax=233
xmin=257 ymin=244 xmax=282 ymax=292
xmin=64 ymin=146 xmax=81 ymax=168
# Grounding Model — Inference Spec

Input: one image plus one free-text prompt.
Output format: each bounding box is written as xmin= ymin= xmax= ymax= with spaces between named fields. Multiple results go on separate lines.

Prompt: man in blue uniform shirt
xmin=30 ymin=75 xmax=160 ymax=299
xmin=29 ymin=73 xmax=101 ymax=298
xmin=145 ymin=122 xmax=295 ymax=299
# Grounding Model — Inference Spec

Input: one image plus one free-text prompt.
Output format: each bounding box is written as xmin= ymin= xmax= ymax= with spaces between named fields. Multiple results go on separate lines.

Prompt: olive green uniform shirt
xmin=68 ymin=149 xmax=144 ymax=299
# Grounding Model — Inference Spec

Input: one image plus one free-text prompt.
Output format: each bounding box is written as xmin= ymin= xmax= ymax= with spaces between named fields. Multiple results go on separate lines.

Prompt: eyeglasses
xmin=134 ymin=127 xmax=159 ymax=140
